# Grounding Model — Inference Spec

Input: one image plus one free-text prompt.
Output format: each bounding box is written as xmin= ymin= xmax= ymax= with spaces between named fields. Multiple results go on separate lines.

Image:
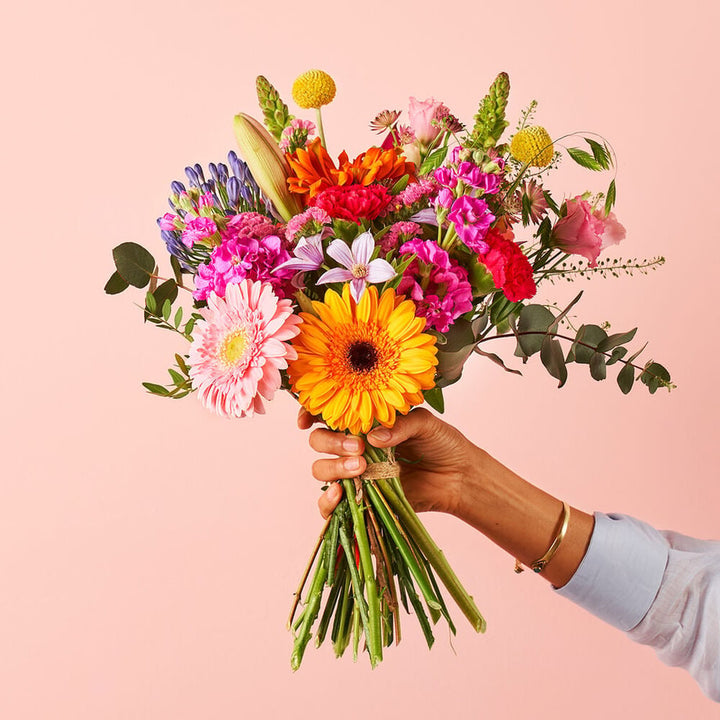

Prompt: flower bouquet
xmin=106 ymin=70 xmax=672 ymax=669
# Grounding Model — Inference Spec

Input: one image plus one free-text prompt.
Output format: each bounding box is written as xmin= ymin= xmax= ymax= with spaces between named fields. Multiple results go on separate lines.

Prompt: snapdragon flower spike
xmin=317 ymin=231 xmax=396 ymax=302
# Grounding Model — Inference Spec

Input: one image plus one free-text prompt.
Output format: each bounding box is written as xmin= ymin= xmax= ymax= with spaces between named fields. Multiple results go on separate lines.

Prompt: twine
xmin=359 ymin=447 xmax=400 ymax=481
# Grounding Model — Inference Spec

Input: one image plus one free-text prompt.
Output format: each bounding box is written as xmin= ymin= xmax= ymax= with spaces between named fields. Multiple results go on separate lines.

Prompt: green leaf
xmin=521 ymin=191 xmax=532 ymax=226
xmin=104 ymin=271 xmax=129 ymax=295
xmin=389 ymin=174 xmax=410 ymax=195
xmin=112 ymin=242 xmax=156 ymax=288
xmin=184 ymin=318 xmax=196 ymax=337
xmin=142 ymin=382 xmax=170 ymax=396
xmin=543 ymin=191 xmax=560 ymax=215
xmin=617 ymin=363 xmax=635 ymax=394
xmin=607 ymin=346 xmax=628 ymax=366
xmin=468 ymin=258 xmax=497 ymax=296
xmin=155 ymin=280 xmax=178 ymax=314
xmin=161 ymin=299 xmax=172 ymax=321
xmin=640 ymin=362 xmax=671 ymax=394
xmin=332 ymin=219 xmax=360 ymax=243
xmin=173 ymin=306 xmax=184 ymax=328
xmin=604 ymin=179 xmax=617 ymax=216
xmin=145 ymin=291 xmax=157 ymax=314
xmin=168 ymin=368 xmax=185 ymax=385
xmin=567 ymin=147 xmax=604 ymax=171
xmin=597 ymin=328 xmax=637 ymax=352
xmin=584 ymin=138 xmax=611 ymax=169
xmin=175 ymin=354 xmax=189 ymax=374
xmin=569 ymin=325 xmax=608 ymax=364
xmin=589 ymin=352 xmax=607 ymax=381
xmin=423 ymin=387 xmax=445 ymax=413
xmin=515 ymin=305 xmax=555 ymax=357
xmin=540 ymin=336 xmax=567 ymax=387
xmin=419 ymin=146 xmax=448 ymax=175
xmin=170 ymin=255 xmax=184 ymax=285
xmin=474 ymin=346 xmax=522 ymax=375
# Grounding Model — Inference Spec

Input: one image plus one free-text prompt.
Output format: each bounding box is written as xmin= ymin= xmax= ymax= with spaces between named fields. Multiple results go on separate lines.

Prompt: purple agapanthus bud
xmin=227 ymin=176 xmax=240 ymax=207
xmin=185 ymin=166 xmax=201 ymax=187
xmin=171 ymin=181 xmax=186 ymax=195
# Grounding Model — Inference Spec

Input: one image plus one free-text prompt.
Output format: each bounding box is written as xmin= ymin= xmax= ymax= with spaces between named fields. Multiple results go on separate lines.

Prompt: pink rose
xmin=551 ymin=197 xmax=624 ymax=267
xmin=408 ymin=97 xmax=448 ymax=145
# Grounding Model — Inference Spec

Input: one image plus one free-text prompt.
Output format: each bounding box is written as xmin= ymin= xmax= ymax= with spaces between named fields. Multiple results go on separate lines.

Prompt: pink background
xmin=4 ymin=0 xmax=720 ymax=717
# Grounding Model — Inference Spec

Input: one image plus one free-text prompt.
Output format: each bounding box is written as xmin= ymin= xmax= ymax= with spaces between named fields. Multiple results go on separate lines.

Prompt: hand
xmin=297 ymin=407 xmax=484 ymax=519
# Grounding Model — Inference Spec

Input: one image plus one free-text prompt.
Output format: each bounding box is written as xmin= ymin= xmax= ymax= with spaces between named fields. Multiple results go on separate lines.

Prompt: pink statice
xmin=397 ymin=239 xmax=473 ymax=333
xmin=285 ymin=207 xmax=331 ymax=243
xmin=193 ymin=234 xmax=293 ymax=301
xmin=380 ymin=221 xmax=422 ymax=253
xmin=181 ymin=216 xmax=218 ymax=248
xmin=279 ymin=118 xmax=316 ymax=153
xmin=396 ymin=177 xmax=438 ymax=207
xmin=225 ymin=212 xmax=282 ymax=241
xmin=188 ymin=279 xmax=301 ymax=419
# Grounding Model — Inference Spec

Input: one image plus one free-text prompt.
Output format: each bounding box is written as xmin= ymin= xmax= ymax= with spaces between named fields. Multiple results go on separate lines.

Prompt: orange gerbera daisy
xmin=288 ymin=285 xmax=437 ymax=435
xmin=286 ymin=139 xmax=416 ymax=199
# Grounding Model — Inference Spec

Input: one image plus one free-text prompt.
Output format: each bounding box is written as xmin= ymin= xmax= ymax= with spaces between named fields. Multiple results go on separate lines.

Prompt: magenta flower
xmin=181 ymin=216 xmax=218 ymax=248
xmin=318 ymin=231 xmax=396 ymax=302
xmin=447 ymin=195 xmax=495 ymax=253
xmin=456 ymin=162 xmax=501 ymax=194
xmin=397 ymin=239 xmax=473 ymax=333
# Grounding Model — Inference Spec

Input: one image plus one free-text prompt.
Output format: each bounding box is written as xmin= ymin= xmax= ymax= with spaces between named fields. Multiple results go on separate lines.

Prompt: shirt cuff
xmin=554 ymin=512 xmax=669 ymax=631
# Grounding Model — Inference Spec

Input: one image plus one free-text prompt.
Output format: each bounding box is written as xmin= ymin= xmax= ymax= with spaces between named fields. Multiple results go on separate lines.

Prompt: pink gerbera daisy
xmin=188 ymin=280 xmax=301 ymax=418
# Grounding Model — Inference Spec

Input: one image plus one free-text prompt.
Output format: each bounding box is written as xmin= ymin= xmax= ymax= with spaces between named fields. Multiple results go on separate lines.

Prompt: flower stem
xmin=377 ymin=477 xmax=486 ymax=633
xmin=315 ymin=107 xmax=327 ymax=149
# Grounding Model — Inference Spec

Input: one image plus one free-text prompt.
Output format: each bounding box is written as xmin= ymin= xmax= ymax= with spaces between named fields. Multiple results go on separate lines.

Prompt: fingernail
xmin=368 ymin=428 xmax=391 ymax=444
xmin=343 ymin=437 xmax=361 ymax=452
xmin=344 ymin=457 xmax=361 ymax=472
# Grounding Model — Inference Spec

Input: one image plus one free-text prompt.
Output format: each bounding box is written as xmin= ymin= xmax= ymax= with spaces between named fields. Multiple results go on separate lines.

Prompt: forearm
xmin=456 ymin=447 xmax=594 ymax=588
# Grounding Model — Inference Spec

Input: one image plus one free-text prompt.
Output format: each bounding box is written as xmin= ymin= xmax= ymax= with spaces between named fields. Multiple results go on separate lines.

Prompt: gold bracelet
xmin=514 ymin=501 xmax=571 ymax=574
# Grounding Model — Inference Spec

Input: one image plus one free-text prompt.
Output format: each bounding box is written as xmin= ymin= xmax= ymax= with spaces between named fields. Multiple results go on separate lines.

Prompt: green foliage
xmin=546 ymin=256 xmax=665 ymax=282
xmin=604 ymin=179 xmax=617 ymax=215
xmin=142 ymin=353 xmax=194 ymax=399
xmin=419 ymin=146 xmax=448 ymax=175
xmin=389 ymin=174 xmax=411 ymax=194
xmin=435 ymin=314 xmax=489 ymax=387
xmin=104 ymin=271 xmax=129 ymax=295
xmin=466 ymin=72 xmax=510 ymax=150
xmin=256 ymin=75 xmax=293 ymax=141
xmin=423 ymin=387 xmax=445 ymax=413
xmin=110 ymin=242 xmax=156 ymax=289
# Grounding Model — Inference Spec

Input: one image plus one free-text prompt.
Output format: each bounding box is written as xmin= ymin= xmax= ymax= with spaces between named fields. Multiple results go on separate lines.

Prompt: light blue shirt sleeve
xmin=555 ymin=512 xmax=720 ymax=702
xmin=555 ymin=512 xmax=668 ymax=631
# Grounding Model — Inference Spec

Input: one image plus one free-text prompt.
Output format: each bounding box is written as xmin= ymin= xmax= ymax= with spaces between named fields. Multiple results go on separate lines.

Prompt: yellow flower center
xmin=292 ymin=69 xmax=337 ymax=109
xmin=220 ymin=329 xmax=249 ymax=366
xmin=510 ymin=126 xmax=554 ymax=167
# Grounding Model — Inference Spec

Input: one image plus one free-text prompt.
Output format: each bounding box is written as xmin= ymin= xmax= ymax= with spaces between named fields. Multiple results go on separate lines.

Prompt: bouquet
xmin=106 ymin=69 xmax=672 ymax=669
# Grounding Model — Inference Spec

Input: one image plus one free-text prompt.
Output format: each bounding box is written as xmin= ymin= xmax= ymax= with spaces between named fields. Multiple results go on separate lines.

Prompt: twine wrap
xmin=359 ymin=448 xmax=400 ymax=481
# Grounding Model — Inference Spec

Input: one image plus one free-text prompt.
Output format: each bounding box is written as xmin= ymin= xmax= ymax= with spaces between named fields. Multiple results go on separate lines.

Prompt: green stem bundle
xmin=289 ymin=443 xmax=485 ymax=670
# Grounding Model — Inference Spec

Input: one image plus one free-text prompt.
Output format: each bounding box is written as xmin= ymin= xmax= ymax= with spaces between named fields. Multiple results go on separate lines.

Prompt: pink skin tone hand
xmin=298 ymin=407 xmax=594 ymax=589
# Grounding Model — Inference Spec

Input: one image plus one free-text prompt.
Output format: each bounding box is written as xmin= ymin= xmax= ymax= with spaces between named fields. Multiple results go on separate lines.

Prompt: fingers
xmin=309 ymin=427 xmax=365 ymax=456
xmin=366 ymin=407 xmax=437 ymax=449
xmin=297 ymin=407 xmax=320 ymax=430
xmin=311 ymin=454 xmax=367 ymax=483
xmin=318 ymin=483 xmax=343 ymax=519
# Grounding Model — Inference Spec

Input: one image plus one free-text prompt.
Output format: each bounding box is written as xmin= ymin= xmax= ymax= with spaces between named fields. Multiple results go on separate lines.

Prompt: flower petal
xmin=351 ymin=231 xmax=375 ymax=265
xmin=326 ymin=238 xmax=355 ymax=269
xmin=318 ymin=267 xmax=353 ymax=285
xmin=366 ymin=259 xmax=396 ymax=283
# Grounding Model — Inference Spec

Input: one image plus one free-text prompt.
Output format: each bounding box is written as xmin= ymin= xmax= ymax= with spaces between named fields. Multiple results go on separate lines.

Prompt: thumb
xmin=366 ymin=407 xmax=438 ymax=448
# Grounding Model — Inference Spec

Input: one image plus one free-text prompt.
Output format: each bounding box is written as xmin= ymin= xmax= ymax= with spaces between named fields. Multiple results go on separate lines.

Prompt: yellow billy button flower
xmin=288 ymin=285 xmax=438 ymax=435
xmin=292 ymin=69 xmax=337 ymax=109
xmin=510 ymin=125 xmax=554 ymax=167
xmin=233 ymin=112 xmax=303 ymax=222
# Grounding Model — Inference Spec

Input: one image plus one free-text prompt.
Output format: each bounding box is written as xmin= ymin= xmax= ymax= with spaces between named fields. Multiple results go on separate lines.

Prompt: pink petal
xmin=326 ymin=239 xmax=355 ymax=269
xmin=351 ymin=231 xmax=375 ymax=266
xmin=366 ymin=259 xmax=396 ymax=283
xmin=318 ymin=267 xmax=353 ymax=284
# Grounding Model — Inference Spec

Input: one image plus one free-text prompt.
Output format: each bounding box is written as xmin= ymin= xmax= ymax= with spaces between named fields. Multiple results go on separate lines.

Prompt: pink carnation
xmin=397 ymin=239 xmax=473 ymax=333
xmin=188 ymin=280 xmax=301 ymax=419
xmin=193 ymin=234 xmax=293 ymax=301
xmin=481 ymin=229 xmax=536 ymax=302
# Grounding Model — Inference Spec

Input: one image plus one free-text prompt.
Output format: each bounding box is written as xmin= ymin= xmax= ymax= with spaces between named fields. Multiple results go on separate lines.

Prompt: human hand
xmin=297 ymin=407 xmax=484 ymax=520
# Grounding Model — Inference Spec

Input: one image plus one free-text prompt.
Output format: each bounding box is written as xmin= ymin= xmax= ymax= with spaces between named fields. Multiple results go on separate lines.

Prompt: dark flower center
xmin=347 ymin=340 xmax=378 ymax=373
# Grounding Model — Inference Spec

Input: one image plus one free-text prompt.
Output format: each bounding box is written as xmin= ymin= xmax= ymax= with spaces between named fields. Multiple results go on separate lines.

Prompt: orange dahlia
xmin=286 ymin=139 xmax=416 ymax=199
xmin=288 ymin=285 xmax=437 ymax=435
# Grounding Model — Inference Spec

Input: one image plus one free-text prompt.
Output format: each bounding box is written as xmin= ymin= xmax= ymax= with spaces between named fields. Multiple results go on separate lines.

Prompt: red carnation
xmin=481 ymin=228 xmax=536 ymax=302
xmin=308 ymin=184 xmax=392 ymax=224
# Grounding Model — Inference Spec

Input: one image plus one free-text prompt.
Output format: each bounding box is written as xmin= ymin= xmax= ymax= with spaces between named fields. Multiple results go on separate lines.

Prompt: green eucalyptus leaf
xmin=540 ymin=336 xmax=567 ymax=387
xmin=104 ymin=271 xmax=129 ymax=295
xmin=617 ymin=362 xmax=635 ymax=394
xmin=589 ymin=352 xmax=607 ymax=381
xmin=640 ymin=362 xmax=671 ymax=394
xmin=598 ymin=328 xmax=637 ymax=352
xmin=112 ymin=242 xmax=156 ymax=288
xmin=570 ymin=325 xmax=608 ymax=364
xmin=424 ymin=387 xmax=445 ymax=413
xmin=607 ymin=346 xmax=628 ymax=366
xmin=516 ymin=305 xmax=555 ymax=357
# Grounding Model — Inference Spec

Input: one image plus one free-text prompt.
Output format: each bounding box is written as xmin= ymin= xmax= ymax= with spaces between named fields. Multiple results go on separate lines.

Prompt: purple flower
xmin=181 ymin=216 xmax=218 ymax=248
xmin=447 ymin=195 xmax=495 ymax=254
xmin=273 ymin=233 xmax=324 ymax=288
xmin=318 ymin=231 xmax=396 ymax=302
xmin=397 ymin=239 xmax=473 ymax=333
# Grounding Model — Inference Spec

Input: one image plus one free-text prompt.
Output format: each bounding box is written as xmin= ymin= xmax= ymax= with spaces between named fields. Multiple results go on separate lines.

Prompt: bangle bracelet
xmin=514 ymin=501 xmax=571 ymax=574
